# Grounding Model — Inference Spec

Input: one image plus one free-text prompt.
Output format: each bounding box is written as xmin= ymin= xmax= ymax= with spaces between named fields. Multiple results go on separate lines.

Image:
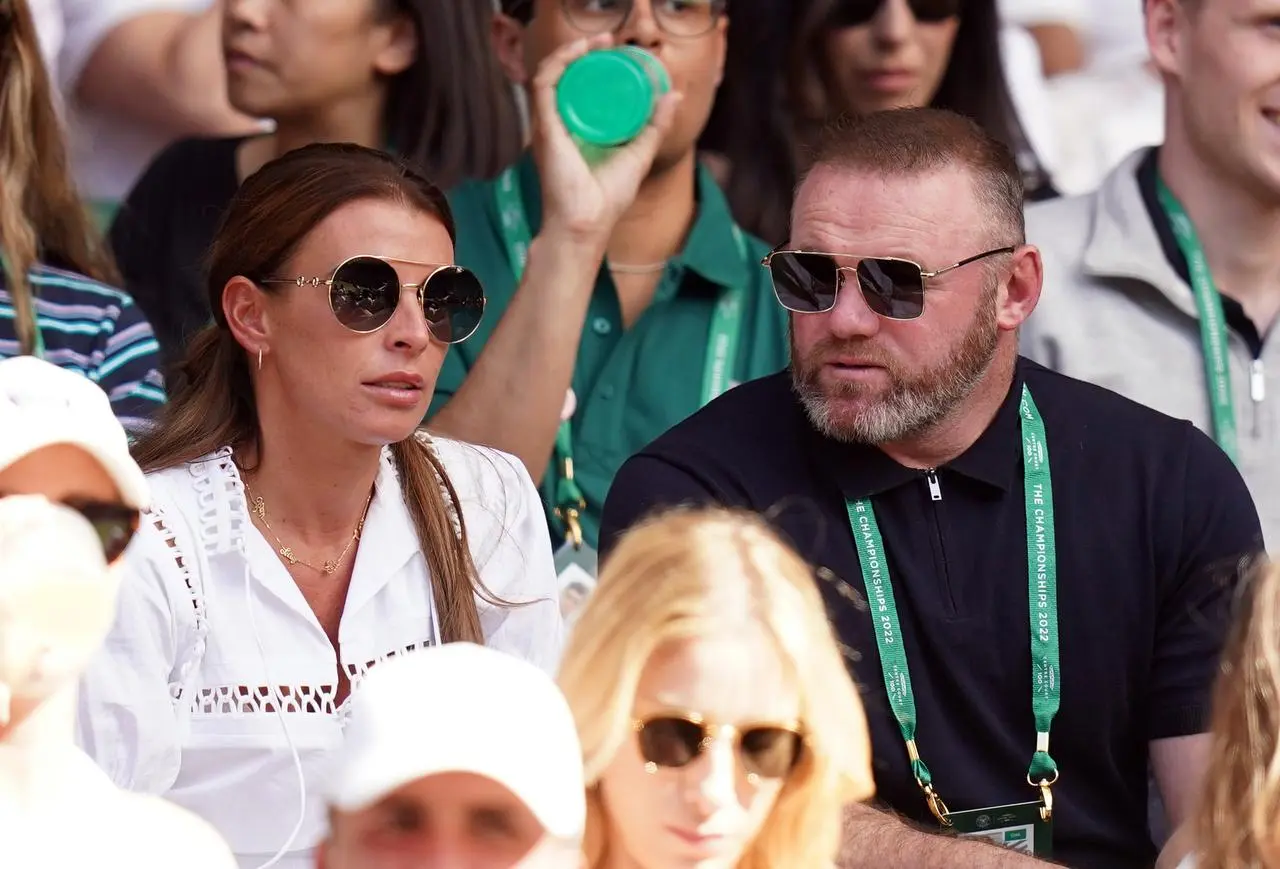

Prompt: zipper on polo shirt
xmin=921 ymin=469 xmax=957 ymax=614
xmin=925 ymin=469 xmax=942 ymax=501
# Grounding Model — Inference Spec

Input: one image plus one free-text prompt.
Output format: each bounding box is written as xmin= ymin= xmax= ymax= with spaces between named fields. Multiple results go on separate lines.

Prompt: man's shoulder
xmin=638 ymin=371 xmax=797 ymax=465
xmin=1023 ymin=359 xmax=1220 ymax=460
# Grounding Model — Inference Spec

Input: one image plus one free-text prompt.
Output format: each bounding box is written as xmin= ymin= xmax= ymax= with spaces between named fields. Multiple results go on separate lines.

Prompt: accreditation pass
xmin=948 ymin=801 xmax=1050 ymax=858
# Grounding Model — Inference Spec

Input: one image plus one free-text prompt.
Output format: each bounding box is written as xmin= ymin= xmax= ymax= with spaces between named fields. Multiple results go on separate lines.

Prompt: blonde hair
xmin=0 ymin=0 xmax=119 ymax=355
xmin=558 ymin=507 xmax=875 ymax=869
xmin=1197 ymin=557 xmax=1280 ymax=869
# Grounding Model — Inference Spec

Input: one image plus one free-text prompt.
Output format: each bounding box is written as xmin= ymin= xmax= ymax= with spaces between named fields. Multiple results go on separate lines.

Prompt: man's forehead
xmin=792 ymin=164 xmax=985 ymax=247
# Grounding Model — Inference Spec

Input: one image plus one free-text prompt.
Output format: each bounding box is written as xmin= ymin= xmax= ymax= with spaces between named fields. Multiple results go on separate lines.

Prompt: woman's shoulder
xmin=423 ymin=434 xmax=534 ymax=501
xmin=138 ymin=449 xmax=249 ymax=557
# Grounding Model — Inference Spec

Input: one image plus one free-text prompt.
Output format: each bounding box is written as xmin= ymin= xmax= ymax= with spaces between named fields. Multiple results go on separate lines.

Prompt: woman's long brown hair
xmin=1197 ymin=558 xmax=1280 ymax=869
xmin=0 ymin=0 xmax=119 ymax=355
xmin=130 ymin=143 xmax=492 ymax=643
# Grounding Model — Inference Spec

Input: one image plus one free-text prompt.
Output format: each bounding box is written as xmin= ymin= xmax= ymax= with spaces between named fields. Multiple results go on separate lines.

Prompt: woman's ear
xmin=491 ymin=11 xmax=528 ymax=85
xmin=222 ymin=276 xmax=273 ymax=359
xmin=374 ymin=10 xmax=418 ymax=77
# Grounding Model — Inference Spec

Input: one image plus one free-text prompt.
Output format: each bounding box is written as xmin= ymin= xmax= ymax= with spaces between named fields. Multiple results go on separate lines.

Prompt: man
xmin=1022 ymin=0 xmax=1280 ymax=543
xmin=318 ymin=643 xmax=585 ymax=869
xmin=428 ymin=0 xmax=787 ymax=566
xmin=600 ymin=108 xmax=1263 ymax=869
xmin=0 ymin=356 xmax=236 ymax=869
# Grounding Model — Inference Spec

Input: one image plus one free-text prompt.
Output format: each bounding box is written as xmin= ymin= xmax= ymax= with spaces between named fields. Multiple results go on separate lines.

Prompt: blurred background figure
xmin=1012 ymin=0 xmax=1163 ymax=194
xmin=27 ymin=0 xmax=262 ymax=224
xmin=0 ymin=0 xmax=165 ymax=432
xmin=559 ymin=507 xmax=875 ymax=869
xmin=1185 ymin=559 xmax=1280 ymax=869
xmin=108 ymin=0 xmax=523 ymax=369
xmin=703 ymin=0 xmax=1056 ymax=245
xmin=0 ymin=355 xmax=233 ymax=869
xmin=320 ymin=643 xmax=585 ymax=869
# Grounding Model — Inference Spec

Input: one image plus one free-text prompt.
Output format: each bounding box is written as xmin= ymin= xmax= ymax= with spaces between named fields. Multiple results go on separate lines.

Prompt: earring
xmin=258 ymin=348 xmax=263 ymax=371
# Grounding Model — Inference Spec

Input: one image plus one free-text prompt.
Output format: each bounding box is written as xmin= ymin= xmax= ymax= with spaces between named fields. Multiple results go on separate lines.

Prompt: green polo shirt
xmin=433 ymin=153 xmax=789 ymax=548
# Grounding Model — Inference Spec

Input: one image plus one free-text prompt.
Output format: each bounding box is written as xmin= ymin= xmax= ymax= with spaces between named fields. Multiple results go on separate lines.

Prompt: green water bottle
xmin=556 ymin=47 xmax=672 ymax=163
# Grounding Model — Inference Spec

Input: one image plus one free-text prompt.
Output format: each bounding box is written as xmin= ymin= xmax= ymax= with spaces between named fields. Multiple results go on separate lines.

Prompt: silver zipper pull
xmin=926 ymin=470 xmax=942 ymax=501
xmin=1251 ymin=358 xmax=1266 ymax=403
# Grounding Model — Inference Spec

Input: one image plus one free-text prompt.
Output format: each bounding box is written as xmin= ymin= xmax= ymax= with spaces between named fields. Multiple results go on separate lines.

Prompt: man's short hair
xmin=799 ymin=108 xmax=1027 ymax=245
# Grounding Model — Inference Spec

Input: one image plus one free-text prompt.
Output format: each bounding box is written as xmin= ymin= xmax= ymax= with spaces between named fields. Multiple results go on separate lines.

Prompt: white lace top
xmin=75 ymin=436 xmax=562 ymax=869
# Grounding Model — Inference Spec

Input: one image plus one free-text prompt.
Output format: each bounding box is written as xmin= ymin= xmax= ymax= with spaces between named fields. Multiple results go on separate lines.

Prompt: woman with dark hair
xmin=0 ymin=0 xmax=164 ymax=431
xmin=77 ymin=142 xmax=560 ymax=869
xmin=109 ymin=0 xmax=524 ymax=370
xmin=706 ymin=0 xmax=1056 ymax=244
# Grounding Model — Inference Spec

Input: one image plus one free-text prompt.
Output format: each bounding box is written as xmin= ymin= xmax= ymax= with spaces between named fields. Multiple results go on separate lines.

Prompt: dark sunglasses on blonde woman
xmin=258 ymin=255 xmax=486 ymax=344
xmin=763 ymin=246 xmax=1014 ymax=320
xmin=634 ymin=713 xmax=805 ymax=780
xmin=828 ymin=0 xmax=961 ymax=26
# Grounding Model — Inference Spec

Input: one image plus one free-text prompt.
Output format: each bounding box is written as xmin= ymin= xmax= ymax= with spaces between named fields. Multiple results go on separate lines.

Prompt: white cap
xmin=0 ymin=356 xmax=148 ymax=509
xmin=329 ymin=643 xmax=586 ymax=841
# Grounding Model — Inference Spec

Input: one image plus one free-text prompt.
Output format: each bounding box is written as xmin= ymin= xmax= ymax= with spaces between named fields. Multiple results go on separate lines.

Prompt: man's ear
xmin=492 ymin=11 xmax=528 ymax=85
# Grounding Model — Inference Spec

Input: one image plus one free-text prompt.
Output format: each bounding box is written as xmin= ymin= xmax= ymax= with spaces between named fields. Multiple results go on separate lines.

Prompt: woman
xmin=559 ymin=507 xmax=875 ymax=869
xmin=1181 ymin=560 xmax=1280 ymax=869
xmin=0 ymin=0 xmax=164 ymax=431
xmin=0 ymin=355 xmax=236 ymax=869
xmin=77 ymin=142 xmax=561 ymax=869
xmin=109 ymin=0 xmax=523 ymax=369
xmin=705 ymin=0 xmax=1056 ymax=244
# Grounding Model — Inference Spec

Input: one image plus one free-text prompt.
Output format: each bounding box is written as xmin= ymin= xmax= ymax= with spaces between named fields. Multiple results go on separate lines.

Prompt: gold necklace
xmin=244 ymin=484 xmax=374 ymax=575
xmin=607 ymin=257 xmax=669 ymax=275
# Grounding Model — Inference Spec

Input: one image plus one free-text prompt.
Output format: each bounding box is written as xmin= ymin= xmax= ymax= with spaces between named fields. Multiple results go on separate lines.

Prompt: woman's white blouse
xmin=76 ymin=437 xmax=563 ymax=869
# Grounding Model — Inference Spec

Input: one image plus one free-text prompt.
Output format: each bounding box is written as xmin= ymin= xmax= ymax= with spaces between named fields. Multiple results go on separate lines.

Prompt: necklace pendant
xmin=321 ymin=559 xmax=338 ymax=575
xmin=279 ymin=546 xmax=298 ymax=564
xmin=251 ymin=497 xmax=266 ymax=519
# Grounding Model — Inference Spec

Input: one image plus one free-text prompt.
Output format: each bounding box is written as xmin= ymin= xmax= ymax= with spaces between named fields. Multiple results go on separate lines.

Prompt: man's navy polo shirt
xmin=601 ymin=357 xmax=1263 ymax=869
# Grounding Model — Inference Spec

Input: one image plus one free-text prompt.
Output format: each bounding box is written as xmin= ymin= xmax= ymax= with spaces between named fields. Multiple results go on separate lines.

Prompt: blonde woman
xmin=1183 ymin=559 xmax=1280 ymax=869
xmin=559 ymin=507 xmax=874 ymax=869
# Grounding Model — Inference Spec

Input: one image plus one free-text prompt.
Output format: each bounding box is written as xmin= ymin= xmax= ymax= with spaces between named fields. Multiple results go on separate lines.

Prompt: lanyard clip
xmin=1028 ymin=771 xmax=1059 ymax=822
xmin=557 ymin=506 xmax=584 ymax=550
xmin=921 ymin=783 xmax=952 ymax=827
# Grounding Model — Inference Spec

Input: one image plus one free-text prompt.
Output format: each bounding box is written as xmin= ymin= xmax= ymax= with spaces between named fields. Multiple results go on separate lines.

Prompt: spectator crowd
xmin=3 ymin=1 xmax=1280 ymax=868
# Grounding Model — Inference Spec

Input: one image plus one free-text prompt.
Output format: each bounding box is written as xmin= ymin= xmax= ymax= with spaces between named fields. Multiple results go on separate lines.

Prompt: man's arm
xmin=70 ymin=2 xmax=258 ymax=137
xmin=1151 ymin=735 xmax=1211 ymax=869
xmin=837 ymin=803 xmax=1051 ymax=869
xmin=428 ymin=34 xmax=679 ymax=482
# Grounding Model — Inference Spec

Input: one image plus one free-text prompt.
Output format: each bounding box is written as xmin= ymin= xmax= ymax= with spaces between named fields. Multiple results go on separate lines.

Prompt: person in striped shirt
xmin=0 ymin=0 xmax=164 ymax=432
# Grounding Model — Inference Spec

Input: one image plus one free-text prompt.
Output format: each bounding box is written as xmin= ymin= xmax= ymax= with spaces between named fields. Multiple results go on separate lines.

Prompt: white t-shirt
xmin=76 ymin=437 xmax=564 ymax=869
xmin=36 ymin=0 xmax=211 ymax=203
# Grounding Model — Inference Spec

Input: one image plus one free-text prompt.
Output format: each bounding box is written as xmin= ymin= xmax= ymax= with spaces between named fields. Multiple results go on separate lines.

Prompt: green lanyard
xmin=846 ymin=385 xmax=1061 ymax=824
xmin=492 ymin=166 xmax=748 ymax=546
xmin=1155 ymin=178 xmax=1238 ymax=464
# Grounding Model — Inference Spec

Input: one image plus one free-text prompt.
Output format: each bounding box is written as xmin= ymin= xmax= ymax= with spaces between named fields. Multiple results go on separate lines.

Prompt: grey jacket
xmin=1023 ymin=148 xmax=1276 ymax=545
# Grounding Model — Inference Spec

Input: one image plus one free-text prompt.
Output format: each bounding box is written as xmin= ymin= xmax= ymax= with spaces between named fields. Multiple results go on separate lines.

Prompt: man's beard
xmin=791 ymin=288 xmax=1000 ymax=445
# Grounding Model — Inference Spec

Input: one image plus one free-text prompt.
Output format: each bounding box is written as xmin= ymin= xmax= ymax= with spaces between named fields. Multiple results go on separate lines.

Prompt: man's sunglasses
xmin=763 ymin=247 xmax=1014 ymax=320
xmin=259 ymin=255 xmax=485 ymax=344
xmin=829 ymin=0 xmax=961 ymax=27
xmin=634 ymin=713 xmax=805 ymax=780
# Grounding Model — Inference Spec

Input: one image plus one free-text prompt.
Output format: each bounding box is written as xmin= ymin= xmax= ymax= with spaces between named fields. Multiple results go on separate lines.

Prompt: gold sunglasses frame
xmin=258 ymin=254 xmax=486 ymax=344
xmin=762 ymin=246 xmax=1016 ymax=320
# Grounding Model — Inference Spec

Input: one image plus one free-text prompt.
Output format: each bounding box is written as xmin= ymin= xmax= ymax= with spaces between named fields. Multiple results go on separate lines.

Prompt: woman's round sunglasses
xmin=829 ymin=0 xmax=961 ymax=27
xmin=764 ymin=247 xmax=1015 ymax=320
xmin=259 ymin=255 xmax=486 ymax=345
xmin=634 ymin=713 xmax=805 ymax=781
